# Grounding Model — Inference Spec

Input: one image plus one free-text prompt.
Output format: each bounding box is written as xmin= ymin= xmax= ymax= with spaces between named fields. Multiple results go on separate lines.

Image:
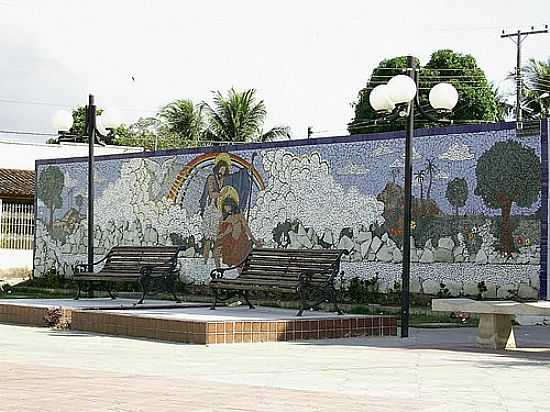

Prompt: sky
xmin=0 ymin=0 xmax=549 ymax=144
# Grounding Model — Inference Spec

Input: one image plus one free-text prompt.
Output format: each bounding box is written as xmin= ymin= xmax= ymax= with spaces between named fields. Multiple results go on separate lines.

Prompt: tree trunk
xmin=427 ymin=172 xmax=433 ymax=200
xmin=49 ymin=207 xmax=54 ymax=229
xmin=498 ymin=195 xmax=513 ymax=255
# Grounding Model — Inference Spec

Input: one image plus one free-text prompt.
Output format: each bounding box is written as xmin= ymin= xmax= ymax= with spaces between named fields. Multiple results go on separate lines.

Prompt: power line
xmin=501 ymin=25 xmax=549 ymax=122
xmin=0 ymin=129 xmax=57 ymax=136
xmin=0 ymin=97 xmax=157 ymax=114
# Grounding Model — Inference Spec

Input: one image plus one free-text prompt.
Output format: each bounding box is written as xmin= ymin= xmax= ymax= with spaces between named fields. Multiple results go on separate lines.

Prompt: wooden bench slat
xmin=74 ymin=246 xmax=182 ymax=304
xmin=209 ymin=248 xmax=344 ymax=316
xmin=252 ymin=248 xmax=342 ymax=256
xmin=244 ymin=259 xmax=336 ymax=270
xmin=243 ymin=264 xmax=334 ymax=273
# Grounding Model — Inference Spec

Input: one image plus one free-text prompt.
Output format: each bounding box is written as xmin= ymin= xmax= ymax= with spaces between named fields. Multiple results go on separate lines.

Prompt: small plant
xmin=476 ymin=281 xmax=488 ymax=300
xmin=437 ymin=282 xmax=451 ymax=298
xmin=346 ymin=274 xmax=380 ymax=304
xmin=450 ymin=311 xmax=471 ymax=324
xmin=44 ymin=307 xmax=71 ymax=329
xmin=385 ymin=280 xmax=401 ymax=305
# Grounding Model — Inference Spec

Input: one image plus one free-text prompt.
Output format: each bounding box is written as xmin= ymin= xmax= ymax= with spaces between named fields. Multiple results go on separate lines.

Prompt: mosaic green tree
xmin=474 ymin=140 xmax=540 ymax=254
xmin=446 ymin=178 xmax=468 ymax=216
xmin=37 ymin=166 xmax=65 ymax=228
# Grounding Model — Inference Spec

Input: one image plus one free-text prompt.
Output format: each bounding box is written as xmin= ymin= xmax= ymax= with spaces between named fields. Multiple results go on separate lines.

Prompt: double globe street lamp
xmin=51 ymin=95 xmax=121 ymax=272
xmin=368 ymin=56 xmax=459 ymax=337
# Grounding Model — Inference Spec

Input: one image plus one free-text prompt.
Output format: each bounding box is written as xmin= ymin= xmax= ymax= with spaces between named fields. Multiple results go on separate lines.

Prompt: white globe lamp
xmin=387 ymin=74 xmax=417 ymax=104
xmin=52 ymin=110 xmax=73 ymax=132
xmin=429 ymin=82 xmax=459 ymax=111
xmin=369 ymin=85 xmax=395 ymax=113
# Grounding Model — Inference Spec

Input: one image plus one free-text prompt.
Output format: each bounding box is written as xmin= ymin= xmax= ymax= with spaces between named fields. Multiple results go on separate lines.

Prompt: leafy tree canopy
xmin=522 ymin=57 xmax=550 ymax=118
xmin=349 ymin=50 xmax=500 ymax=134
xmin=445 ymin=178 xmax=468 ymax=214
xmin=202 ymin=88 xmax=290 ymax=143
xmin=474 ymin=140 xmax=540 ymax=209
xmin=54 ymin=89 xmax=289 ymax=150
xmin=37 ymin=166 xmax=65 ymax=225
xmin=475 ymin=140 xmax=540 ymax=254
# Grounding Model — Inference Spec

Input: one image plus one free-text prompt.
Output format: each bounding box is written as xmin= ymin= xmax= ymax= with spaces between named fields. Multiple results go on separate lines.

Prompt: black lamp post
xmin=52 ymin=94 xmax=120 ymax=272
xmin=369 ymin=56 xmax=458 ymax=337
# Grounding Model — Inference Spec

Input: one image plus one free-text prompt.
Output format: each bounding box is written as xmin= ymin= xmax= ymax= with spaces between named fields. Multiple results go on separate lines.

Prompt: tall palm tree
xmin=492 ymin=83 xmax=514 ymax=121
xmin=202 ymin=88 xmax=290 ymax=143
xmin=523 ymin=57 xmax=550 ymax=117
xmin=158 ymin=99 xmax=205 ymax=145
xmin=424 ymin=159 xmax=438 ymax=200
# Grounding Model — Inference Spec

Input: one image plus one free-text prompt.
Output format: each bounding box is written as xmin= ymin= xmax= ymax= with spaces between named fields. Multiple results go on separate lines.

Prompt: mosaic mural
xmin=34 ymin=122 xmax=548 ymax=299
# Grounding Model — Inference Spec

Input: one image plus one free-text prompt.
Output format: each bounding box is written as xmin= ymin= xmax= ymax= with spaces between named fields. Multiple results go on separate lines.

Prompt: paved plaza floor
xmin=1 ymin=323 xmax=549 ymax=412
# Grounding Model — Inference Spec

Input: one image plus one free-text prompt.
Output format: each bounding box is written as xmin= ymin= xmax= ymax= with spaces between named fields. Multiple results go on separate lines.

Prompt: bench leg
xmin=87 ymin=281 xmax=95 ymax=298
xmin=243 ymin=290 xmax=255 ymax=309
xmin=210 ymin=289 xmax=218 ymax=310
xmin=74 ymin=281 xmax=82 ymax=300
xmin=107 ymin=282 xmax=117 ymax=300
xmin=477 ymin=313 xmax=516 ymax=350
xmin=330 ymin=287 xmax=344 ymax=316
xmin=138 ymin=278 xmax=147 ymax=304
xmin=169 ymin=277 xmax=182 ymax=304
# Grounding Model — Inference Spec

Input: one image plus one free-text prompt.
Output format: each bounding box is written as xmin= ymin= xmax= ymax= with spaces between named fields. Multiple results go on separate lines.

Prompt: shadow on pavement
xmin=295 ymin=326 xmax=550 ymax=361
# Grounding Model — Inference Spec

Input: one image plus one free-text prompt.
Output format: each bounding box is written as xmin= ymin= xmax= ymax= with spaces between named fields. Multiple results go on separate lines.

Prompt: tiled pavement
xmin=1 ymin=323 xmax=549 ymax=412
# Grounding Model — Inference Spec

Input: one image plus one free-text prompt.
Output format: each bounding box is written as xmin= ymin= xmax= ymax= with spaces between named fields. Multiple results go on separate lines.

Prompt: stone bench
xmin=432 ymin=298 xmax=550 ymax=350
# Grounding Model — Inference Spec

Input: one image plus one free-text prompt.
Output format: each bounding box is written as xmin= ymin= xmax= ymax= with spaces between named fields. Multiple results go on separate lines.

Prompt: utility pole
xmin=307 ymin=126 xmax=313 ymax=139
xmin=501 ymin=25 xmax=548 ymax=125
xmin=87 ymin=94 xmax=96 ymax=272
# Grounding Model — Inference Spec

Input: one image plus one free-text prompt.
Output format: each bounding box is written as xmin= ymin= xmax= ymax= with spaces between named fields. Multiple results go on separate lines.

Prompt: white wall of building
xmin=0 ymin=140 xmax=142 ymax=275
xmin=0 ymin=248 xmax=32 ymax=278
xmin=0 ymin=140 xmax=143 ymax=171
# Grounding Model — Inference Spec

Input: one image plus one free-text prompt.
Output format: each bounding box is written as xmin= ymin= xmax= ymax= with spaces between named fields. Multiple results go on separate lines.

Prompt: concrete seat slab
xmin=432 ymin=298 xmax=550 ymax=350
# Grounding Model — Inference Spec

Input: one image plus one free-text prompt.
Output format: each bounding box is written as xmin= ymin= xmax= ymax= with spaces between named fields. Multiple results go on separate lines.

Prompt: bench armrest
xmin=73 ymin=254 xmax=110 ymax=273
xmin=210 ymin=264 xmax=241 ymax=280
xmin=140 ymin=258 xmax=179 ymax=275
xmin=138 ymin=246 xmax=184 ymax=275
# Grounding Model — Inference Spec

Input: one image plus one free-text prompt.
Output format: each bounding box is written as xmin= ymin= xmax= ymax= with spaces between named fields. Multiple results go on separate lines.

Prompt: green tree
xmin=115 ymin=117 xmax=194 ymax=151
xmin=474 ymin=141 xmax=540 ymax=254
xmin=349 ymin=50 xmax=499 ymax=134
xmin=522 ymin=57 xmax=550 ymax=118
xmin=202 ymin=88 xmax=290 ymax=143
xmin=158 ymin=99 xmax=205 ymax=145
xmin=74 ymin=194 xmax=85 ymax=214
xmin=493 ymin=83 xmax=514 ymax=121
xmin=445 ymin=178 xmax=468 ymax=216
xmin=37 ymin=166 xmax=65 ymax=227
xmin=424 ymin=158 xmax=438 ymax=200
xmin=114 ymin=117 xmax=161 ymax=151
xmin=68 ymin=106 xmax=113 ymax=143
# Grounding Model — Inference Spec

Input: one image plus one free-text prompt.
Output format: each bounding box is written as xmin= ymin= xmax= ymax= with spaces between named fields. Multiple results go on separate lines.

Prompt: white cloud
xmin=2 ymin=1 xmax=548 ymax=142
xmin=250 ymin=150 xmax=384 ymax=241
xmin=337 ymin=162 xmax=369 ymax=176
xmin=401 ymin=147 xmax=422 ymax=160
xmin=368 ymin=143 xmax=394 ymax=158
xmin=390 ymin=159 xmax=405 ymax=168
xmin=95 ymin=158 xmax=201 ymax=242
xmin=439 ymin=143 xmax=475 ymax=161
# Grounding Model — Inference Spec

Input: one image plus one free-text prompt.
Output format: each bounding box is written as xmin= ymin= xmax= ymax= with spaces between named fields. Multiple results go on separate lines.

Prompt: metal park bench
xmin=73 ymin=246 xmax=183 ymax=304
xmin=209 ymin=248 xmax=346 ymax=316
xmin=432 ymin=298 xmax=550 ymax=349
